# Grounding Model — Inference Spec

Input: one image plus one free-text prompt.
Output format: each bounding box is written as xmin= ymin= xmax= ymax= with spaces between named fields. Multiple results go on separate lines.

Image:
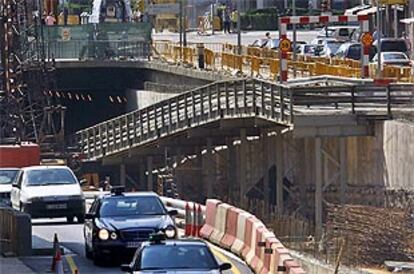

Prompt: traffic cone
xmin=51 ymin=233 xmax=59 ymax=272
xmin=197 ymin=204 xmax=203 ymax=237
xmin=54 ymin=249 xmax=64 ymax=274
xmin=184 ymin=202 xmax=192 ymax=236
xmin=192 ymin=203 xmax=197 ymax=237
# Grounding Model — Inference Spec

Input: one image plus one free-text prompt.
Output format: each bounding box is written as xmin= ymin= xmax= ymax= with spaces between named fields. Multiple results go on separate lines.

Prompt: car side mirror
xmin=168 ymin=210 xmax=178 ymax=216
xmin=12 ymin=182 xmax=19 ymax=188
xmin=84 ymin=213 xmax=95 ymax=219
xmin=120 ymin=264 xmax=133 ymax=273
xmin=79 ymin=178 xmax=88 ymax=186
xmin=219 ymin=263 xmax=232 ymax=271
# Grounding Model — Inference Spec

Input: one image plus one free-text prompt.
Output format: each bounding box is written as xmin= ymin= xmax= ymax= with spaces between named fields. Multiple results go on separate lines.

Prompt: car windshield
xmin=381 ymin=41 xmax=408 ymax=53
xmin=139 ymin=245 xmax=218 ymax=270
xmin=0 ymin=170 xmax=19 ymax=185
xmin=383 ymin=53 xmax=408 ymax=61
xmin=100 ymin=196 xmax=166 ymax=217
xmin=26 ymin=169 xmax=77 ymax=186
xmin=326 ymin=41 xmax=342 ymax=53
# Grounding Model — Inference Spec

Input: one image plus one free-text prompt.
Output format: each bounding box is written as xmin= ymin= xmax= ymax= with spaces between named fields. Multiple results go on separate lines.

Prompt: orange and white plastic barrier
xmin=210 ymin=203 xmax=233 ymax=245
xmin=199 ymin=199 xmax=221 ymax=239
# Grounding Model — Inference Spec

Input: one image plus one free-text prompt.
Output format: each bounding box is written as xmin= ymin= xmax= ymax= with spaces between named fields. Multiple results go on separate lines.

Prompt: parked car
xmin=297 ymin=44 xmax=320 ymax=56
xmin=371 ymin=52 xmax=412 ymax=69
xmin=121 ymin=234 xmax=232 ymax=273
xmin=335 ymin=42 xmax=377 ymax=61
xmin=373 ymin=38 xmax=410 ymax=56
xmin=319 ymin=39 xmax=343 ymax=57
xmin=317 ymin=26 xmax=359 ymax=41
xmin=84 ymin=188 xmax=177 ymax=265
xmin=0 ymin=168 xmax=19 ymax=206
xmin=249 ymin=39 xmax=270 ymax=48
xmin=10 ymin=166 xmax=85 ymax=223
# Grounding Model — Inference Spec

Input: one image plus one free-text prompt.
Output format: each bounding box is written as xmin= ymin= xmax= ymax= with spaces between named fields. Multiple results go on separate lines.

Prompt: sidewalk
xmin=0 ymin=256 xmax=37 ymax=274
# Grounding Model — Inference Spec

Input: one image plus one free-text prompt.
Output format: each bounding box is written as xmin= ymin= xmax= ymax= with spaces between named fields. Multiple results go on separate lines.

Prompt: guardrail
xmin=152 ymin=40 xmax=414 ymax=83
xmin=0 ymin=207 xmax=32 ymax=256
xmin=45 ymin=40 xmax=150 ymax=60
xmin=74 ymin=78 xmax=414 ymax=161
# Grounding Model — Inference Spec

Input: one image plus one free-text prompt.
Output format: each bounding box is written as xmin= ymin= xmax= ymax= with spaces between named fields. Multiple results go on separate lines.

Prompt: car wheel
xmin=85 ymin=244 xmax=92 ymax=259
xmin=77 ymin=215 xmax=85 ymax=224
xmin=67 ymin=216 xmax=75 ymax=224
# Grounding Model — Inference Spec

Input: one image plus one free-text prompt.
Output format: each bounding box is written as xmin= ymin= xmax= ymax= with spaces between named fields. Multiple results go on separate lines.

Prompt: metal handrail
xmin=75 ymin=79 xmax=414 ymax=160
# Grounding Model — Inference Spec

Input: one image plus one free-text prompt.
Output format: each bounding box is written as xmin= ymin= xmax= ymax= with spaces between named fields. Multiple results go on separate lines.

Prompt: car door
xmin=10 ymin=171 xmax=23 ymax=209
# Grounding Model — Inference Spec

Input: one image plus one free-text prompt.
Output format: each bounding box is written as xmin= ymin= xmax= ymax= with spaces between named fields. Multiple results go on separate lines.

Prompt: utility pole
xmin=183 ymin=0 xmax=187 ymax=47
xmin=293 ymin=0 xmax=297 ymax=77
xmin=179 ymin=0 xmax=183 ymax=60
xmin=237 ymin=1 xmax=241 ymax=55
xmin=377 ymin=2 xmax=382 ymax=77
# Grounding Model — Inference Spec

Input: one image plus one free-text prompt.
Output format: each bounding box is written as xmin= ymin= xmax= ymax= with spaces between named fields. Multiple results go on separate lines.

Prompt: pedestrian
xmin=223 ymin=8 xmax=231 ymax=34
xmin=231 ymin=9 xmax=238 ymax=33
xmin=45 ymin=12 xmax=56 ymax=26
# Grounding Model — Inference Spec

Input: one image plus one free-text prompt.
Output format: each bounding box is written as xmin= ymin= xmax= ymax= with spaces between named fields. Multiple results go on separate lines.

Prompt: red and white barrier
xmin=245 ymin=221 xmax=266 ymax=265
xmin=221 ymin=207 xmax=242 ymax=249
xmin=199 ymin=199 xmax=221 ymax=239
xmin=210 ymin=203 xmax=233 ymax=245
xmin=231 ymin=210 xmax=253 ymax=256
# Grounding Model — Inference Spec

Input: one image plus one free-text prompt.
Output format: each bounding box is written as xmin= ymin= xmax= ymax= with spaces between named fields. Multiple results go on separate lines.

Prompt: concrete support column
xmin=206 ymin=138 xmax=214 ymax=198
xmin=315 ymin=137 xmax=323 ymax=241
xmin=120 ymin=163 xmax=126 ymax=187
xmin=262 ymin=131 xmax=270 ymax=210
xmin=139 ymin=161 xmax=146 ymax=191
xmin=147 ymin=156 xmax=153 ymax=191
xmin=227 ymin=138 xmax=237 ymax=203
xmin=239 ymin=129 xmax=247 ymax=207
xmin=339 ymin=138 xmax=347 ymax=205
xmin=276 ymin=132 xmax=284 ymax=214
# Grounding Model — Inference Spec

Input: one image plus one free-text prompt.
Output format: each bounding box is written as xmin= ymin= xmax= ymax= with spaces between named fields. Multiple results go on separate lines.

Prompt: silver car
xmin=121 ymin=237 xmax=232 ymax=273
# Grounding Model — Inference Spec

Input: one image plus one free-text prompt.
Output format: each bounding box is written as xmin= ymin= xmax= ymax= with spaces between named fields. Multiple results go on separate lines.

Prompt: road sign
xmin=361 ymin=32 xmax=374 ymax=47
xmin=379 ymin=0 xmax=408 ymax=5
xmin=279 ymin=38 xmax=291 ymax=53
xmin=147 ymin=4 xmax=180 ymax=15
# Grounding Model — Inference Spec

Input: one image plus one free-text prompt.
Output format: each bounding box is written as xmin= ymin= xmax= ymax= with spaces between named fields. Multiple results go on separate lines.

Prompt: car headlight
xmin=98 ymin=229 xmax=109 ymax=240
xmin=164 ymin=226 xmax=176 ymax=239
xmin=110 ymin=232 xmax=118 ymax=240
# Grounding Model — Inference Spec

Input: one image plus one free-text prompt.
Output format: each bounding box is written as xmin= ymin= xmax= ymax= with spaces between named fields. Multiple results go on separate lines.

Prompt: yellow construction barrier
xmin=251 ymin=56 xmax=262 ymax=77
xmin=204 ymin=48 xmax=215 ymax=69
xmin=269 ymin=59 xmax=280 ymax=80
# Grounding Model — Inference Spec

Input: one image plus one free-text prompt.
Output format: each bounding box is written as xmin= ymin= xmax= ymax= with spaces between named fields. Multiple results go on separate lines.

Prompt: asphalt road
xmin=153 ymin=29 xmax=321 ymax=45
xmin=26 ymin=218 xmax=253 ymax=274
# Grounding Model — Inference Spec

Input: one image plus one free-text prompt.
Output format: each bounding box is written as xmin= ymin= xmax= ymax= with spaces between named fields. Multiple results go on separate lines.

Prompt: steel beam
xmin=206 ymin=138 xmax=214 ymax=198
xmin=340 ymin=137 xmax=347 ymax=205
xmin=147 ymin=156 xmax=153 ymax=191
xmin=276 ymin=132 xmax=284 ymax=214
xmin=239 ymin=128 xmax=247 ymax=207
xmin=120 ymin=163 xmax=126 ymax=186
xmin=315 ymin=137 xmax=323 ymax=241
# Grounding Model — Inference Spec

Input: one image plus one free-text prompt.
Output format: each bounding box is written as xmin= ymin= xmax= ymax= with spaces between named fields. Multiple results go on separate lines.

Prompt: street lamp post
xmin=237 ymin=2 xmax=241 ymax=55
xmin=293 ymin=0 xmax=297 ymax=77
xmin=377 ymin=2 xmax=382 ymax=77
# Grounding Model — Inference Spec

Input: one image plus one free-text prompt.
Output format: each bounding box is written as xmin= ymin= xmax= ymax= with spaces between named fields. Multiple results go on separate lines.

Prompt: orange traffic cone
xmin=51 ymin=233 xmax=64 ymax=274
xmin=54 ymin=249 xmax=64 ymax=274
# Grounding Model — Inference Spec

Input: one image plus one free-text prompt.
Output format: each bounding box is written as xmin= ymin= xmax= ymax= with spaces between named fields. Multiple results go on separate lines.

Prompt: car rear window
xmin=26 ymin=169 xmax=77 ymax=186
xmin=139 ymin=245 xmax=218 ymax=270
xmin=99 ymin=196 xmax=166 ymax=217
xmin=347 ymin=45 xmax=361 ymax=60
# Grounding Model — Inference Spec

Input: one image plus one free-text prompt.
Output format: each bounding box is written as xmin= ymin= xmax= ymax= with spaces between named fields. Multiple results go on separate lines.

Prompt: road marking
xmin=209 ymin=244 xmax=242 ymax=274
xmin=65 ymin=255 xmax=78 ymax=274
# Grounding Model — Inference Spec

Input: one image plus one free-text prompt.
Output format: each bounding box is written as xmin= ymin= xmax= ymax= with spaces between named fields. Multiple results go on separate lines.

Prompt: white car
xmin=371 ymin=52 xmax=412 ymax=70
xmin=0 ymin=168 xmax=20 ymax=206
xmin=317 ymin=26 xmax=358 ymax=41
xmin=10 ymin=166 xmax=85 ymax=223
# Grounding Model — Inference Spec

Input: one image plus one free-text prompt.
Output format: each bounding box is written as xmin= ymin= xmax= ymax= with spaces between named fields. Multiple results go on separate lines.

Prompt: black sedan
xmin=84 ymin=188 xmax=177 ymax=265
xmin=121 ymin=234 xmax=232 ymax=273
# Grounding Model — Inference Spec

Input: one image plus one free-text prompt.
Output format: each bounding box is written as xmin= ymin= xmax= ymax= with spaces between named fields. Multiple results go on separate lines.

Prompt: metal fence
xmin=46 ymin=40 xmax=150 ymax=60
xmin=74 ymin=79 xmax=414 ymax=160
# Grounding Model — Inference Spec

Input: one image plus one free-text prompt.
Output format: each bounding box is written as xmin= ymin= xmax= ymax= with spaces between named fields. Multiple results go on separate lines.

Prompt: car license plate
xmin=46 ymin=203 xmax=67 ymax=210
xmin=126 ymin=242 xmax=141 ymax=248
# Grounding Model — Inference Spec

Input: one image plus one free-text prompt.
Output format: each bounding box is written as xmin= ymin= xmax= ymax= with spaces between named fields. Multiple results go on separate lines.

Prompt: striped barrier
xmin=201 ymin=199 xmax=307 ymax=274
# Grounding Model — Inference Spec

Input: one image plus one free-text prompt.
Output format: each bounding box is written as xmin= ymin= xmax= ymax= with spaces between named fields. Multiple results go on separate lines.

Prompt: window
xmin=99 ymin=196 xmax=166 ymax=217
xmin=25 ymin=169 xmax=77 ymax=186
xmin=139 ymin=245 xmax=218 ymax=270
xmin=0 ymin=170 xmax=19 ymax=185
xmin=381 ymin=41 xmax=408 ymax=53
xmin=383 ymin=53 xmax=408 ymax=61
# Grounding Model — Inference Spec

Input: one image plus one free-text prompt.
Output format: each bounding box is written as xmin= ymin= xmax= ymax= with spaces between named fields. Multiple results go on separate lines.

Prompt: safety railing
xmin=75 ymin=78 xmax=414 ymax=160
xmin=45 ymin=40 xmax=151 ymax=60
xmin=152 ymin=40 xmax=414 ymax=83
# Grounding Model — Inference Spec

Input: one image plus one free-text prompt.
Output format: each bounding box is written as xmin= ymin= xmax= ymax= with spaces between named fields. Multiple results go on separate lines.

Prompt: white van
xmin=11 ymin=166 xmax=85 ymax=223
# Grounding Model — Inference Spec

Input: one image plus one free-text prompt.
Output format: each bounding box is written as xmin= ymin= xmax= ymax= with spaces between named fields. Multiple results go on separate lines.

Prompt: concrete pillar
xmin=339 ymin=138 xmax=347 ymax=205
xmin=147 ymin=156 xmax=153 ymax=191
xmin=206 ymin=138 xmax=214 ymax=198
xmin=227 ymin=138 xmax=237 ymax=203
xmin=262 ymin=131 xmax=270 ymax=210
xmin=239 ymin=129 xmax=247 ymax=207
xmin=315 ymin=137 xmax=323 ymax=241
xmin=276 ymin=133 xmax=284 ymax=214
xmin=139 ymin=161 xmax=146 ymax=191
xmin=120 ymin=163 xmax=126 ymax=187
